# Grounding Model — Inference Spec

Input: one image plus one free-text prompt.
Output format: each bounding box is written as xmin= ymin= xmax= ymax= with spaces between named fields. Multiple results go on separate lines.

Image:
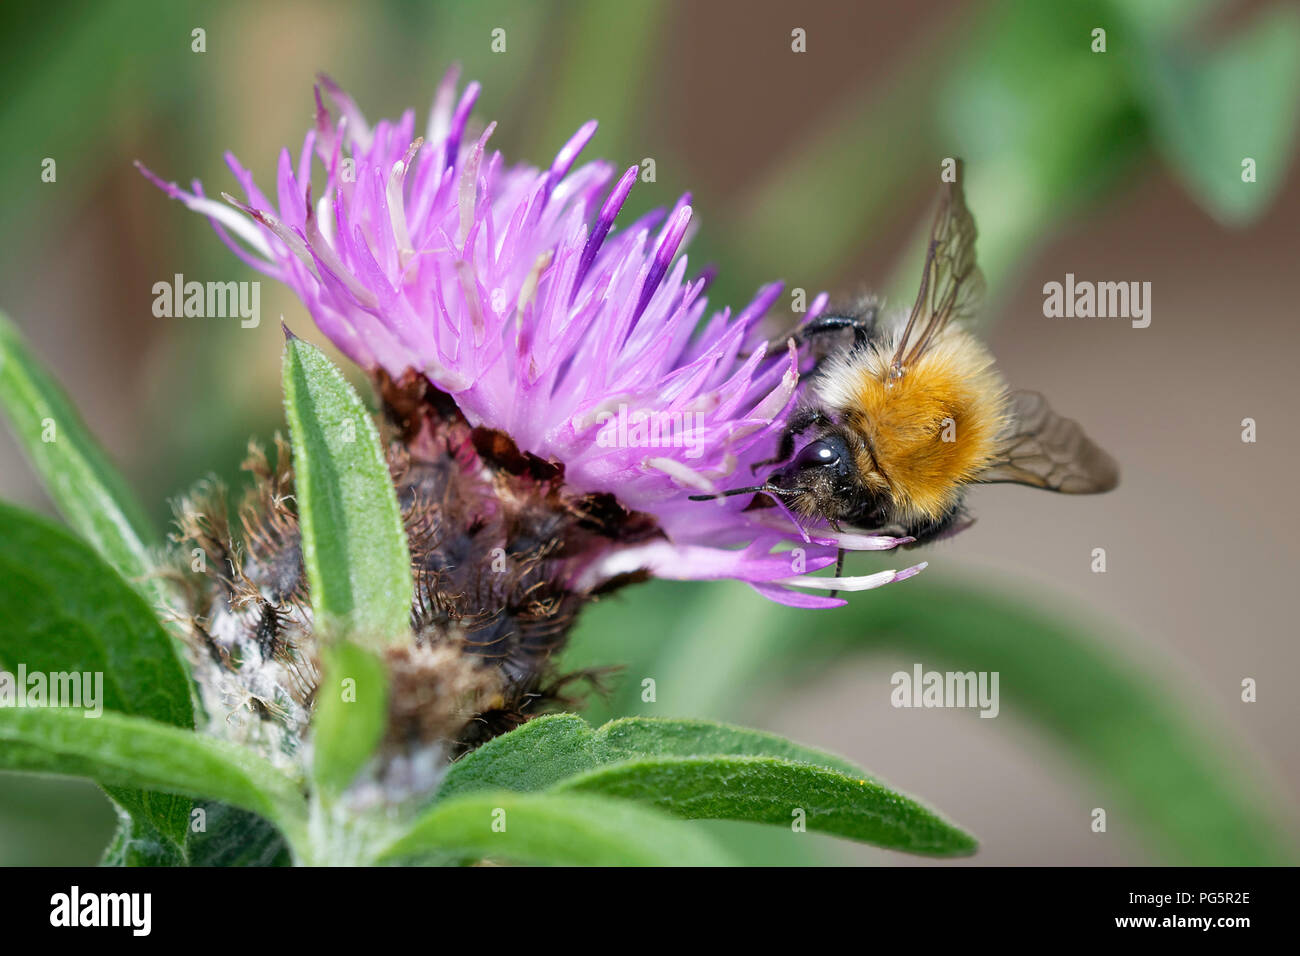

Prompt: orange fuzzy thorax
xmin=815 ymin=329 xmax=1010 ymax=523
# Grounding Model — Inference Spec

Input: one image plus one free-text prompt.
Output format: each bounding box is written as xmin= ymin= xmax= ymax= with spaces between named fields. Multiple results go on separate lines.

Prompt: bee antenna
xmin=688 ymin=484 xmax=781 ymax=501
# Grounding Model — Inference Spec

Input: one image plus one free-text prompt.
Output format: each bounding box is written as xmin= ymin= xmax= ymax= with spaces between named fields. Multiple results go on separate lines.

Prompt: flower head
xmin=140 ymin=69 xmax=922 ymax=609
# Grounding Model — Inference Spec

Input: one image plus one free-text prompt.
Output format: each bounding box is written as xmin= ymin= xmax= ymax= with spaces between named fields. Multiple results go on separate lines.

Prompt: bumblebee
xmin=696 ymin=162 xmax=1118 ymax=546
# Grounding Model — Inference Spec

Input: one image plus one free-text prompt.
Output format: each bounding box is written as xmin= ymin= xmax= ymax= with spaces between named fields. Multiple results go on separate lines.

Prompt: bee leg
xmin=824 ymin=516 xmax=847 ymax=599
xmin=829 ymin=546 xmax=846 ymax=601
xmin=795 ymin=303 xmax=880 ymax=351
xmin=900 ymin=503 xmax=975 ymax=549
xmin=751 ymin=406 xmax=832 ymax=473
xmin=740 ymin=303 xmax=881 ymax=360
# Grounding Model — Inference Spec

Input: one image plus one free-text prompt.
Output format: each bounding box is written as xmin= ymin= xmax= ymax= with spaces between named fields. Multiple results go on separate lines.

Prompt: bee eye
xmin=795 ymin=437 xmax=846 ymax=471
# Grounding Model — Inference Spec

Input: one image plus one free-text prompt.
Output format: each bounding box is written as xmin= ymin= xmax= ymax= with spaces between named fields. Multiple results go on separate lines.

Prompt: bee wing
xmin=977 ymin=390 xmax=1119 ymax=493
xmin=890 ymin=161 xmax=985 ymax=373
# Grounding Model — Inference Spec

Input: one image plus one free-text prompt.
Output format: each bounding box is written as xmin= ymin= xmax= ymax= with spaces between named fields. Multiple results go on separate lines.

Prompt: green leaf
xmin=99 ymin=811 xmax=185 ymax=867
xmin=556 ymin=756 xmax=974 ymax=856
xmin=0 ymin=501 xmax=195 ymax=848
xmin=281 ymin=333 xmax=411 ymax=642
xmin=183 ymin=803 xmax=292 ymax=866
xmin=1130 ymin=3 xmax=1300 ymax=224
xmin=0 ymin=503 xmax=192 ymax=728
xmin=101 ymin=803 xmax=291 ymax=867
xmin=438 ymin=715 xmax=976 ymax=856
xmin=597 ymin=576 xmax=1294 ymax=865
xmin=0 ymin=312 xmax=165 ymax=603
xmin=311 ymin=641 xmax=389 ymax=797
xmin=0 ymin=310 xmax=202 ymax=848
xmin=378 ymin=790 xmax=734 ymax=866
xmin=437 ymin=714 xmax=595 ymax=796
xmin=0 ymin=707 xmax=306 ymax=850
xmin=0 ymin=317 xmax=207 ymax=858
xmin=590 ymin=716 xmax=869 ymax=777
xmin=438 ymin=714 xmax=859 ymax=795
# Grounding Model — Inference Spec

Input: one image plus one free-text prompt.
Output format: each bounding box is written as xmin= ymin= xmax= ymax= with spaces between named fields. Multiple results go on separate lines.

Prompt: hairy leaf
xmin=0 ymin=312 xmax=161 ymax=589
xmin=379 ymin=790 xmax=734 ymax=866
xmin=281 ymin=334 xmax=411 ymax=642
xmin=557 ymin=755 xmax=975 ymax=856
xmin=311 ymin=641 xmax=388 ymax=797
xmin=0 ymin=315 xmax=200 ymax=851
xmin=101 ymin=803 xmax=291 ymax=867
xmin=0 ymin=502 xmax=195 ymax=848
xmin=439 ymin=714 xmax=975 ymax=856
xmin=0 ymin=708 xmax=305 ymax=850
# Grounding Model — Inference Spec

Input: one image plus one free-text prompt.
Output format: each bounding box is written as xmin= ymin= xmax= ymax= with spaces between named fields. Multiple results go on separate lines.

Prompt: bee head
xmin=770 ymin=431 xmax=891 ymax=527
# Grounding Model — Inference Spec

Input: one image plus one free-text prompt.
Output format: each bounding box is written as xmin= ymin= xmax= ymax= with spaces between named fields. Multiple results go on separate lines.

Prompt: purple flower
xmin=140 ymin=69 xmax=923 ymax=608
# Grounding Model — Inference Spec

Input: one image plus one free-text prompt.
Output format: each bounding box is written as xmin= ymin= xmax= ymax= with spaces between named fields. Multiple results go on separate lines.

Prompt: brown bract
xmin=171 ymin=368 xmax=663 ymax=788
